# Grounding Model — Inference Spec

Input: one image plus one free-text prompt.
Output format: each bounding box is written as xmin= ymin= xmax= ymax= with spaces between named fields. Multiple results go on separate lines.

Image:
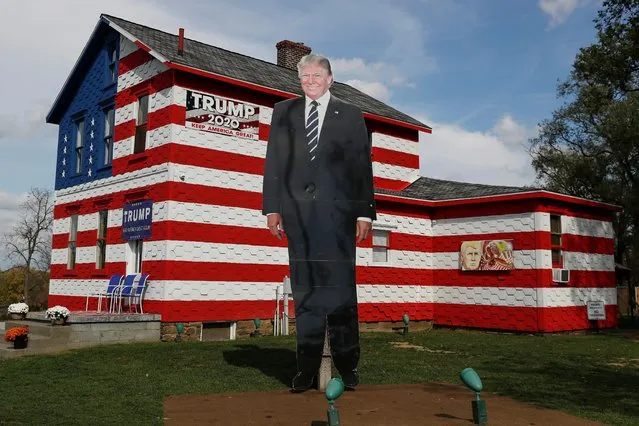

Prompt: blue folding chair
xmin=116 ymin=274 xmax=138 ymax=314
xmin=85 ymin=274 xmax=124 ymax=313
xmin=131 ymin=274 xmax=150 ymax=314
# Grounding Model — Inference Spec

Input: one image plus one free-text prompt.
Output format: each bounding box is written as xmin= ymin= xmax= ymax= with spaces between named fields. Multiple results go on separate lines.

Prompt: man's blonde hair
xmin=297 ymin=54 xmax=333 ymax=77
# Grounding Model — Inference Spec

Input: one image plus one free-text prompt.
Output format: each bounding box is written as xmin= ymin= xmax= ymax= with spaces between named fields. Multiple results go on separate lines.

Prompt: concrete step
xmin=4 ymin=320 xmax=72 ymax=339
xmin=0 ymin=336 xmax=71 ymax=359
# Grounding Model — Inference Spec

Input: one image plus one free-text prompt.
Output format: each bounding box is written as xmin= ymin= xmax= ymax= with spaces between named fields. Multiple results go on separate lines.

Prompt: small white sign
xmin=587 ymin=300 xmax=606 ymax=320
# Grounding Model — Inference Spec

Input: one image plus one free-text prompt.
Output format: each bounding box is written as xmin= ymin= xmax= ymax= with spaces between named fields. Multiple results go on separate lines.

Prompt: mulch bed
xmin=164 ymin=383 xmax=603 ymax=425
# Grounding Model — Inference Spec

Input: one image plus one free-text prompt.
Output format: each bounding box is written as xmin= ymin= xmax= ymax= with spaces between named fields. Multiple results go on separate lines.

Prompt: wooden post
xmin=318 ymin=327 xmax=332 ymax=391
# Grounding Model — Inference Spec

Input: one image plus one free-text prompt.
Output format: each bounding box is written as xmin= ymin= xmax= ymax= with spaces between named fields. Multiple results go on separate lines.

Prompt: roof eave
xmin=101 ymin=14 xmax=169 ymax=63
xmin=375 ymin=189 xmax=622 ymax=212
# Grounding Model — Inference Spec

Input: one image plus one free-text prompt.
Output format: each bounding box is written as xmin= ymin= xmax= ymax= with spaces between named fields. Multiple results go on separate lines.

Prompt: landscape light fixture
xmin=251 ymin=318 xmax=261 ymax=337
xmin=325 ymin=377 xmax=345 ymax=426
xmin=175 ymin=322 xmax=184 ymax=342
xmin=402 ymin=314 xmax=409 ymax=335
xmin=460 ymin=367 xmax=487 ymax=425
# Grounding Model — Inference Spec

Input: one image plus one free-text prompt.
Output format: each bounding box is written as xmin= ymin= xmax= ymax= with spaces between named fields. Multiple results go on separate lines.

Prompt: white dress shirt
xmin=268 ymin=89 xmax=372 ymax=223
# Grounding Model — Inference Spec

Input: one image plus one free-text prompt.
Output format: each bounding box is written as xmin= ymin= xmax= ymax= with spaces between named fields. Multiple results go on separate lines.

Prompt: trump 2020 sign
xmin=184 ymin=90 xmax=260 ymax=140
xmin=122 ymin=200 xmax=153 ymax=240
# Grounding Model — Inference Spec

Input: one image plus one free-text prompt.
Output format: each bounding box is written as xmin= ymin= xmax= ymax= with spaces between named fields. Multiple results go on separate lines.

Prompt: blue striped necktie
xmin=306 ymin=101 xmax=319 ymax=162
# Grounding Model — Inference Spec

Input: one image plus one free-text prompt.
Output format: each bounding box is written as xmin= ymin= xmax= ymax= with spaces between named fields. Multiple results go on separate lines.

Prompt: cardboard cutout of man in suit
xmin=262 ymin=54 xmax=376 ymax=392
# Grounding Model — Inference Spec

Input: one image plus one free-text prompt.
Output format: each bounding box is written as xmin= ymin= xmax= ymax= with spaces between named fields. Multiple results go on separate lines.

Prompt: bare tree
xmin=2 ymin=187 xmax=54 ymax=304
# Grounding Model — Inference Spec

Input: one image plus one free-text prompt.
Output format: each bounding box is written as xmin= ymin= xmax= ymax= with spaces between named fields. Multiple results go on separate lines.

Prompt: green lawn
xmin=1 ymin=328 xmax=638 ymax=425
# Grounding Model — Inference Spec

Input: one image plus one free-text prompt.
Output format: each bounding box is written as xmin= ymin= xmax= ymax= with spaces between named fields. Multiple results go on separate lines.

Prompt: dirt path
xmin=164 ymin=383 xmax=603 ymax=425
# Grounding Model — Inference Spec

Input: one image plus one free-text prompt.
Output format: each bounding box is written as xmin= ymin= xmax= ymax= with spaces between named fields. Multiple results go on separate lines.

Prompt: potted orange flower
xmin=4 ymin=326 xmax=29 ymax=349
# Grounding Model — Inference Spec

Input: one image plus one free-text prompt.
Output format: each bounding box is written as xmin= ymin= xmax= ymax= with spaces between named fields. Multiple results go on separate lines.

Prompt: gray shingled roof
xmin=376 ymin=177 xmax=538 ymax=201
xmin=103 ymin=14 xmax=429 ymax=130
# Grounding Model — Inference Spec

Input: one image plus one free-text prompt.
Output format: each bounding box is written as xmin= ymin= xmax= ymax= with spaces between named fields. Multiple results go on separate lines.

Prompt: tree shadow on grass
xmin=222 ymin=344 xmax=297 ymax=387
xmin=478 ymin=358 xmax=639 ymax=420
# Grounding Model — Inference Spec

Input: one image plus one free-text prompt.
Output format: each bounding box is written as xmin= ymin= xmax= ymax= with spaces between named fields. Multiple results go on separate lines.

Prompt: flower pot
xmin=8 ymin=313 xmax=26 ymax=320
xmin=51 ymin=318 xmax=67 ymax=326
xmin=13 ymin=335 xmax=28 ymax=349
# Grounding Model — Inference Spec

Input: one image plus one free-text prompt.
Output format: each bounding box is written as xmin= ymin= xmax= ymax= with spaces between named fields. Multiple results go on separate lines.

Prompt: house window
xmin=103 ymin=107 xmax=114 ymax=165
xmin=68 ymin=215 xmax=78 ymax=269
xmin=96 ymin=210 xmax=108 ymax=269
xmin=127 ymin=239 xmax=144 ymax=274
xmin=107 ymin=43 xmax=117 ymax=84
xmin=134 ymin=95 xmax=148 ymax=154
xmin=550 ymin=214 xmax=563 ymax=267
xmin=372 ymin=229 xmax=390 ymax=263
xmin=75 ymin=119 xmax=84 ymax=174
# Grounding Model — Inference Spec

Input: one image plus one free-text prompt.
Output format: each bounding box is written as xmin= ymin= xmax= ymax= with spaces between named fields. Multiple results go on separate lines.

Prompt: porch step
xmin=4 ymin=320 xmax=72 ymax=339
xmin=0 ymin=334 xmax=70 ymax=359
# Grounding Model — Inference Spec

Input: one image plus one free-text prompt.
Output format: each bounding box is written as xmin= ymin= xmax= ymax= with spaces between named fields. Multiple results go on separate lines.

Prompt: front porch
xmin=1 ymin=310 xmax=161 ymax=359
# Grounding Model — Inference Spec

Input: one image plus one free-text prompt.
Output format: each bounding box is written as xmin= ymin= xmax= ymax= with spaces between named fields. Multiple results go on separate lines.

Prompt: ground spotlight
xmin=460 ymin=367 xmax=487 ymax=425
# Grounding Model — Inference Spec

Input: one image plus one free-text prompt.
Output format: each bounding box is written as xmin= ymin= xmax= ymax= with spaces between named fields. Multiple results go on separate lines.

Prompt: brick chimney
xmin=178 ymin=28 xmax=184 ymax=55
xmin=276 ymin=40 xmax=311 ymax=71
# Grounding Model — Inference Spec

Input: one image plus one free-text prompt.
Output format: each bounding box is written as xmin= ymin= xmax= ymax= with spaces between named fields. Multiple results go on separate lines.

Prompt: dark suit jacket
xmin=262 ymin=94 xmax=376 ymax=229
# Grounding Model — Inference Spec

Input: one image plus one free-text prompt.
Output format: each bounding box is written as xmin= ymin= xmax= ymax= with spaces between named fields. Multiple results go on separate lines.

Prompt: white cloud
xmin=331 ymin=58 xmax=416 ymax=87
xmin=320 ymin=2 xmax=436 ymax=103
xmin=489 ymin=114 xmax=532 ymax=149
xmin=0 ymin=191 xmax=25 ymax=212
xmin=416 ymin=114 xmax=537 ymax=187
xmin=343 ymin=80 xmax=392 ymax=103
xmin=331 ymin=57 xmax=420 ymax=102
xmin=539 ymin=0 xmax=587 ymax=29
xmin=0 ymin=191 xmax=27 ymax=270
xmin=0 ymin=102 xmax=53 ymax=143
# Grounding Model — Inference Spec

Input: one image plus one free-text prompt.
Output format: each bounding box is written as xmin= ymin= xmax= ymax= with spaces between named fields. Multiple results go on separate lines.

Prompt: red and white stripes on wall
xmin=49 ymin=36 xmax=616 ymax=331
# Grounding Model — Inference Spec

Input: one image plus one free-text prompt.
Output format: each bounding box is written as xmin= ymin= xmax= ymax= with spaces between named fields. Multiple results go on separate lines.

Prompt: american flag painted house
xmin=45 ymin=14 xmax=621 ymax=336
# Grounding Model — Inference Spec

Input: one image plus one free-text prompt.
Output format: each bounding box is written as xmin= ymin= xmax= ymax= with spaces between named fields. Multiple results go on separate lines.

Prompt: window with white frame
xmin=107 ymin=42 xmax=117 ymax=85
xmin=372 ymin=229 xmax=390 ymax=263
xmin=134 ymin=95 xmax=148 ymax=154
xmin=67 ymin=215 xmax=78 ymax=269
xmin=550 ymin=214 xmax=563 ymax=267
xmin=103 ymin=107 xmax=114 ymax=166
xmin=96 ymin=210 xmax=108 ymax=269
xmin=75 ymin=119 xmax=84 ymax=174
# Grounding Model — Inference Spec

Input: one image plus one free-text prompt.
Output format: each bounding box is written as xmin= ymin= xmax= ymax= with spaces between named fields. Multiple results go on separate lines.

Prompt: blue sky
xmin=0 ymin=0 xmax=602 ymax=266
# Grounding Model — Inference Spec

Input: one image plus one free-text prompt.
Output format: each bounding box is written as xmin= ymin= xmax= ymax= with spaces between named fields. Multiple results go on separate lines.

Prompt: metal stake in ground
xmin=318 ymin=326 xmax=332 ymax=391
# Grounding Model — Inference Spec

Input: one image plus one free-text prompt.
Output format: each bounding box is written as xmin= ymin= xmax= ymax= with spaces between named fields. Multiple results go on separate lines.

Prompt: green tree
xmin=0 ymin=268 xmax=24 ymax=304
xmin=529 ymin=0 xmax=639 ymax=280
xmin=1 ymin=187 xmax=54 ymax=305
xmin=0 ymin=267 xmax=50 ymax=309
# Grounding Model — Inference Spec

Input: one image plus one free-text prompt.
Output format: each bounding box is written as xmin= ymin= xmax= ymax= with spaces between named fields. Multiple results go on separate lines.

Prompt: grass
xmin=1 ymin=328 xmax=639 ymax=425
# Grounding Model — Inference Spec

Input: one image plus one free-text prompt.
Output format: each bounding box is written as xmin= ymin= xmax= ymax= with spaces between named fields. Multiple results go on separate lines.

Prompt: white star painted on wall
xmin=91 ymin=117 xmax=95 ymax=127
xmin=90 ymin=130 xmax=95 ymax=139
xmin=62 ymin=170 xmax=65 ymax=178
xmin=64 ymin=134 xmax=68 ymax=143
xmin=62 ymin=158 xmax=66 ymax=166
xmin=63 ymin=146 xmax=67 ymax=154
xmin=89 ymin=142 xmax=94 ymax=151
xmin=88 ymin=169 xmax=92 ymax=177
xmin=89 ymin=156 xmax=93 ymax=165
